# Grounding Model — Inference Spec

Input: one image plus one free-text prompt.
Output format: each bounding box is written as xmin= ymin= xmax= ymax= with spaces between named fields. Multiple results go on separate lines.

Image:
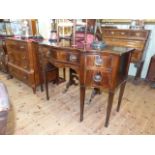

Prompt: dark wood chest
xmin=101 ymin=28 xmax=150 ymax=81
xmin=5 ymin=38 xmax=41 ymax=93
xmin=146 ymin=54 xmax=155 ymax=82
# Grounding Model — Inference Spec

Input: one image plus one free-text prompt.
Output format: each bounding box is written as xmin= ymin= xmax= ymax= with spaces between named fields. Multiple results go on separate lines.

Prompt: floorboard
xmin=0 ymin=71 xmax=155 ymax=135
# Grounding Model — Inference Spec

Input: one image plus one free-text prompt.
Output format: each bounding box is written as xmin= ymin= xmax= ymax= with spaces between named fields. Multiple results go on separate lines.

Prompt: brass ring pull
xmin=23 ymin=76 xmax=28 ymax=80
xmin=69 ymin=54 xmax=77 ymax=62
xmin=95 ymin=55 xmax=103 ymax=66
xmin=20 ymin=46 xmax=25 ymax=49
xmin=46 ymin=51 xmax=51 ymax=57
xmin=93 ymin=73 xmax=102 ymax=82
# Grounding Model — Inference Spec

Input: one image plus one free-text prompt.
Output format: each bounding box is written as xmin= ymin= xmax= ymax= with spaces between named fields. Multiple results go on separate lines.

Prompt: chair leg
xmin=80 ymin=86 xmax=86 ymax=122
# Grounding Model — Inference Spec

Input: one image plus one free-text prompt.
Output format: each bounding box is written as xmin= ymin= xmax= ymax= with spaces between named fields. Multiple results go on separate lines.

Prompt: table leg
xmin=134 ymin=61 xmax=144 ymax=82
xmin=44 ymin=69 xmax=49 ymax=100
xmin=105 ymin=91 xmax=114 ymax=127
xmin=63 ymin=68 xmax=66 ymax=80
xmin=80 ymin=86 xmax=85 ymax=122
xmin=32 ymin=87 xmax=36 ymax=94
xmin=117 ymin=82 xmax=126 ymax=112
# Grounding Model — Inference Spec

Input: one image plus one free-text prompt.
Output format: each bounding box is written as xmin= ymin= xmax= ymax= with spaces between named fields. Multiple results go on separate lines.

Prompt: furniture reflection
xmin=38 ymin=40 xmax=134 ymax=127
xmin=101 ymin=28 xmax=150 ymax=82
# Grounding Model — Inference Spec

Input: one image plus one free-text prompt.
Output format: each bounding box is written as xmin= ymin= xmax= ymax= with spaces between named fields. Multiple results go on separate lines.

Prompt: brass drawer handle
xmin=46 ymin=51 xmax=51 ymax=57
xmin=38 ymin=48 xmax=42 ymax=53
xmin=93 ymin=73 xmax=102 ymax=82
xmin=95 ymin=55 xmax=103 ymax=66
xmin=23 ymin=76 xmax=28 ymax=80
xmin=69 ymin=54 xmax=77 ymax=62
xmin=20 ymin=46 xmax=25 ymax=49
xmin=22 ymin=56 xmax=26 ymax=59
xmin=121 ymin=32 xmax=125 ymax=35
xmin=23 ymin=65 xmax=28 ymax=69
xmin=10 ymin=59 xmax=14 ymax=63
xmin=0 ymin=52 xmax=4 ymax=56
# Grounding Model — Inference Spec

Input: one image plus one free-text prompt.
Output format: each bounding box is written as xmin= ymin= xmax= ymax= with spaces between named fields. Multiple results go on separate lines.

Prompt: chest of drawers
xmin=5 ymin=38 xmax=41 ymax=93
xmin=102 ymin=28 xmax=150 ymax=81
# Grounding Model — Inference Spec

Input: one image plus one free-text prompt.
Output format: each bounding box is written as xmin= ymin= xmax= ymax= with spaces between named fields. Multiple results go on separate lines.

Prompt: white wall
xmin=38 ymin=19 xmax=51 ymax=39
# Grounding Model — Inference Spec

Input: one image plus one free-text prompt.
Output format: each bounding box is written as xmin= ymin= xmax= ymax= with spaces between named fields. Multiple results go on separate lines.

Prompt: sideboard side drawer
xmin=86 ymin=54 xmax=112 ymax=69
xmin=85 ymin=70 xmax=112 ymax=88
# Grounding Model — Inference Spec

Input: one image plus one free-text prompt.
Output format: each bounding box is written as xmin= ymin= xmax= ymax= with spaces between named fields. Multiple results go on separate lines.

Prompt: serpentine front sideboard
xmin=38 ymin=41 xmax=134 ymax=127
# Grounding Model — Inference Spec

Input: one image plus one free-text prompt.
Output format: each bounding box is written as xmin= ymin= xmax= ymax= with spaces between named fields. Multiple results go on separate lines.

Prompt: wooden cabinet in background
xmin=102 ymin=28 xmax=150 ymax=81
xmin=146 ymin=54 xmax=155 ymax=85
xmin=5 ymin=38 xmax=41 ymax=93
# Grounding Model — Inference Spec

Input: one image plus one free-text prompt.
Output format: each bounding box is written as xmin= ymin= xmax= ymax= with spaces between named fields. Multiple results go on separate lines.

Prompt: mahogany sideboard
xmin=101 ymin=28 xmax=150 ymax=81
xmin=38 ymin=41 xmax=134 ymax=127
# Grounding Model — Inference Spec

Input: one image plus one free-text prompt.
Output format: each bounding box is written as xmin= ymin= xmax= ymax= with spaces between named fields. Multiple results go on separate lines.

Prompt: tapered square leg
xmin=80 ymin=86 xmax=85 ymax=122
xmin=117 ymin=82 xmax=126 ymax=112
xmin=105 ymin=91 xmax=114 ymax=127
xmin=44 ymin=70 xmax=49 ymax=100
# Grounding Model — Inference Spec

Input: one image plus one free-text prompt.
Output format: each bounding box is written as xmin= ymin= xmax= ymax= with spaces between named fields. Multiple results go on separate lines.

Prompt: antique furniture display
xmin=101 ymin=19 xmax=155 ymax=24
xmin=0 ymin=20 xmax=13 ymax=73
xmin=5 ymin=38 xmax=42 ymax=93
xmin=101 ymin=28 xmax=150 ymax=81
xmin=38 ymin=40 xmax=134 ymax=127
xmin=146 ymin=54 xmax=155 ymax=88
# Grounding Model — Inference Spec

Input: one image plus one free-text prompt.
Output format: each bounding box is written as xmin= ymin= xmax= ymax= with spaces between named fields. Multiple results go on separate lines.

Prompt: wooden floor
xmin=1 ymin=71 xmax=155 ymax=135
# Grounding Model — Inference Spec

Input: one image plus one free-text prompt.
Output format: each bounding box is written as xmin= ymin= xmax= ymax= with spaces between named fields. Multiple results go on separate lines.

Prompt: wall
xmin=38 ymin=19 xmax=51 ymax=39
xmin=38 ymin=21 xmax=155 ymax=78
